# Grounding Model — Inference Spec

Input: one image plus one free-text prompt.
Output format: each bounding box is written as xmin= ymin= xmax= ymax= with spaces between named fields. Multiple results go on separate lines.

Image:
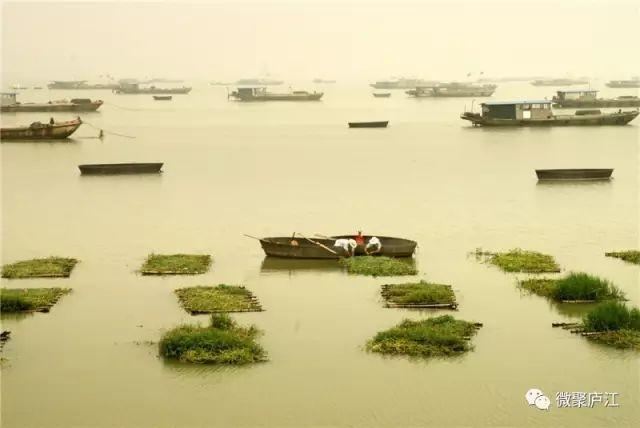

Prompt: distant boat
xmin=370 ymin=78 xmax=438 ymax=89
xmin=431 ymin=82 xmax=497 ymax=97
xmin=153 ymin=95 xmax=172 ymax=101
xmin=1 ymin=93 xmax=103 ymax=112
xmin=115 ymin=83 xmax=191 ymax=94
xmin=236 ymin=78 xmax=284 ymax=86
xmin=536 ymin=169 xmax=613 ymax=181
xmin=552 ymin=90 xmax=640 ymax=108
xmin=11 ymin=84 xmax=27 ymax=90
xmin=230 ymin=87 xmax=323 ymax=101
xmin=530 ymin=78 xmax=589 ymax=86
xmin=48 ymin=80 xmax=119 ymax=90
xmin=606 ymin=78 xmax=640 ymax=88
xmin=373 ymin=93 xmax=391 ymax=98
xmin=313 ymin=78 xmax=336 ymax=84
xmin=79 ymin=163 xmax=164 ymax=175
xmin=461 ymin=100 xmax=639 ymax=126
xmin=33 ymin=87 xmax=43 ymax=90
xmin=348 ymin=121 xmax=389 ymax=128
xmin=1 ymin=118 xmax=82 ymax=140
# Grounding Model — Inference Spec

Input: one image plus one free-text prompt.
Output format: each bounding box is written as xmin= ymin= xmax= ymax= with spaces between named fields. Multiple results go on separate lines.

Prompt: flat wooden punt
xmin=78 ymin=163 xmax=163 ymax=175
xmin=535 ymin=169 xmax=613 ymax=181
xmin=373 ymin=93 xmax=391 ymax=98
xmin=348 ymin=121 xmax=389 ymax=128
xmin=153 ymin=95 xmax=172 ymax=100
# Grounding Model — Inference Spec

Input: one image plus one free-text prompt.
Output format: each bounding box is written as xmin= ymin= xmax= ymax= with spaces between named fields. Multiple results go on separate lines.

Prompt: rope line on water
xmin=82 ymin=120 xmax=136 ymax=139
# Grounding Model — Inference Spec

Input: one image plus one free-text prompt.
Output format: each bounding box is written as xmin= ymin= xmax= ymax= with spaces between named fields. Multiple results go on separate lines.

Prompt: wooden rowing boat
xmin=535 ymin=169 xmax=613 ymax=181
xmin=348 ymin=121 xmax=389 ymax=128
xmin=78 ymin=163 xmax=163 ymax=175
xmin=153 ymin=96 xmax=172 ymax=101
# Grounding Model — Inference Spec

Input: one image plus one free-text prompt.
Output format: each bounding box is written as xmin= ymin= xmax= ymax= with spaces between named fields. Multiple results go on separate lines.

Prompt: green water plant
xmin=381 ymin=281 xmax=457 ymax=308
xmin=0 ymin=288 xmax=71 ymax=313
xmin=1 ymin=257 xmax=78 ymax=279
xmin=520 ymin=272 xmax=625 ymax=302
xmin=366 ymin=315 xmax=482 ymax=358
xmin=141 ymin=254 xmax=211 ymax=275
xmin=484 ymin=248 xmax=560 ymax=273
xmin=175 ymin=285 xmax=263 ymax=314
xmin=340 ymin=256 xmax=417 ymax=277
xmin=159 ymin=314 xmax=267 ymax=364
xmin=605 ymin=251 xmax=640 ymax=265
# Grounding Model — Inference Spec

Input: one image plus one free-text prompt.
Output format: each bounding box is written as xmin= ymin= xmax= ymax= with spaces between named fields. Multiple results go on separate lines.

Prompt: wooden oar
xmin=298 ymin=233 xmax=339 ymax=255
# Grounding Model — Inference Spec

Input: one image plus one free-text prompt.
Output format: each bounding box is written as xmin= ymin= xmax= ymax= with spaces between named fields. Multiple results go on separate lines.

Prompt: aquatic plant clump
xmin=381 ymin=281 xmax=457 ymax=308
xmin=581 ymin=302 xmax=640 ymax=350
xmin=0 ymin=288 xmax=71 ymax=312
xmin=175 ymin=285 xmax=263 ymax=314
xmin=340 ymin=256 xmax=417 ymax=277
xmin=366 ymin=315 xmax=481 ymax=358
xmin=520 ymin=273 xmax=624 ymax=302
xmin=1 ymin=257 xmax=78 ymax=279
xmin=605 ymin=251 xmax=640 ymax=265
xmin=141 ymin=254 xmax=211 ymax=275
xmin=159 ymin=314 xmax=267 ymax=364
xmin=487 ymin=249 xmax=560 ymax=273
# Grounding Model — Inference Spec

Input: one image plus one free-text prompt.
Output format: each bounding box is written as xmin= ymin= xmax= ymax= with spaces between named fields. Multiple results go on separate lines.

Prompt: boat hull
xmin=348 ymin=121 xmax=389 ymax=128
xmin=536 ymin=169 xmax=613 ymax=181
xmin=78 ymin=163 xmax=163 ymax=175
xmin=153 ymin=96 xmax=172 ymax=100
xmin=1 ymin=119 xmax=82 ymax=140
xmin=234 ymin=93 xmax=323 ymax=101
xmin=460 ymin=111 xmax=639 ymax=126
xmin=1 ymin=101 xmax=103 ymax=112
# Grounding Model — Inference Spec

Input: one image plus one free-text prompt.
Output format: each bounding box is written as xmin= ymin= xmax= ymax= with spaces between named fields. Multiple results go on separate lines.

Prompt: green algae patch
xmin=0 ymin=288 xmax=71 ymax=313
xmin=1 ymin=257 xmax=78 ymax=279
xmin=340 ymin=256 xmax=417 ymax=277
xmin=141 ymin=254 xmax=211 ymax=275
xmin=175 ymin=285 xmax=263 ymax=314
xmin=366 ymin=315 xmax=482 ymax=358
xmin=478 ymin=248 xmax=560 ymax=273
xmin=381 ymin=281 xmax=457 ymax=309
xmin=159 ymin=314 xmax=267 ymax=364
xmin=520 ymin=273 xmax=624 ymax=303
xmin=605 ymin=250 xmax=640 ymax=265
xmin=553 ymin=302 xmax=640 ymax=350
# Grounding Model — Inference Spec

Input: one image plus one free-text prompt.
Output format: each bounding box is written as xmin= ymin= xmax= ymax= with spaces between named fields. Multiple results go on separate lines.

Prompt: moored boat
xmin=255 ymin=235 xmax=416 ymax=259
xmin=373 ymin=92 xmax=391 ymax=98
xmin=1 ymin=93 xmax=103 ymax=112
xmin=431 ymin=82 xmax=496 ymax=97
xmin=230 ymin=87 xmax=323 ymax=101
xmin=153 ymin=95 xmax=172 ymax=101
xmin=78 ymin=163 xmax=163 ymax=175
xmin=405 ymin=86 xmax=435 ymax=97
xmin=348 ymin=121 xmax=389 ymax=128
xmin=236 ymin=78 xmax=284 ymax=86
xmin=47 ymin=80 xmax=119 ymax=90
xmin=552 ymin=90 xmax=640 ymax=108
xmin=606 ymin=78 xmax=640 ymax=88
xmin=370 ymin=78 xmax=438 ymax=89
xmin=114 ymin=83 xmax=191 ymax=94
xmin=535 ymin=169 xmax=613 ymax=181
xmin=1 ymin=118 xmax=82 ymax=140
xmin=460 ymin=100 xmax=639 ymax=126
xmin=531 ymin=78 xmax=589 ymax=86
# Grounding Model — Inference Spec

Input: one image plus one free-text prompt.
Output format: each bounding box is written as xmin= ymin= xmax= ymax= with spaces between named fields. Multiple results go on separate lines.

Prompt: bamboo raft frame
xmin=380 ymin=283 xmax=458 ymax=309
xmin=176 ymin=286 xmax=264 ymax=314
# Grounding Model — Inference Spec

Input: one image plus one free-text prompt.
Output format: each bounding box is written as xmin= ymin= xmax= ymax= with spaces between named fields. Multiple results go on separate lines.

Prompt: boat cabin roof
xmin=482 ymin=100 xmax=551 ymax=106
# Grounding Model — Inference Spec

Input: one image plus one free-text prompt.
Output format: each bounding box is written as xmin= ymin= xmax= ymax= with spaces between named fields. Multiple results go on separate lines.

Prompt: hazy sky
xmin=2 ymin=0 xmax=639 ymax=84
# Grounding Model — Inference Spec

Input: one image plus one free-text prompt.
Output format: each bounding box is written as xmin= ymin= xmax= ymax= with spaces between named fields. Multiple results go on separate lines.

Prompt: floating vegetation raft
xmin=175 ymin=285 xmax=263 ymax=314
xmin=553 ymin=302 xmax=640 ymax=350
xmin=159 ymin=314 xmax=267 ymax=364
xmin=1 ymin=257 xmax=78 ymax=279
xmin=381 ymin=281 xmax=457 ymax=309
xmin=0 ymin=288 xmax=71 ymax=312
xmin=141 ymin=254 xmax=211 ymax=275
xmin=520 ymin=272 xmax=625 ymax=303
xmin=605 ymin=250 xmax=640 ymax=265
xmin=366 ymin=315 xmax=482 ymax=358
xmin=478 ymin=248 xmax=560 ymax=273
xmin=340 ymin=256 xmax=417 ymax=276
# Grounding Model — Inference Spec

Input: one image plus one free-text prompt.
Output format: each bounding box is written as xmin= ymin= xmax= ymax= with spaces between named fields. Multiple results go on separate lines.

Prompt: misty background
xmin=2 ymin=0 xmax=640 ymax=85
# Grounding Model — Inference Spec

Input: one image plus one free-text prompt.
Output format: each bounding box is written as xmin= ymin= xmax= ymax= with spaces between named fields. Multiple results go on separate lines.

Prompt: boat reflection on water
xmin=260 ymin=257 xmax=342 ymax=274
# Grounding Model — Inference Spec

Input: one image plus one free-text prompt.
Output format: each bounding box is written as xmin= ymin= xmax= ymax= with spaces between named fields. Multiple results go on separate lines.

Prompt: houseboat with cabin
xmin=552 ymin=90 xmax=640 ymax=108
xmin=229 ymin=87 xmax=323 ymax=101
xmin=460 ymin=100 xmax=638 ymax=126
xmin=1 ymin=93 xmax=103 ymax=112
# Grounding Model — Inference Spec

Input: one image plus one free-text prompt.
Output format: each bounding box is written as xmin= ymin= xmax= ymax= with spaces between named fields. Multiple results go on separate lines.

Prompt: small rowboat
xmin=153 ymin=95 xmax=172 ymax=101
xmin=535 ymin=169 xmax=613 ymax=181
xmin=348 ymin=121 xmax=389 ymax=128
xmin=78 ymin=163 xmax=163 ymax=175
xmin=373 ymin=93 xmax=391 ymax=98
xmin=255 ymin=235 xmax=416 ymax=259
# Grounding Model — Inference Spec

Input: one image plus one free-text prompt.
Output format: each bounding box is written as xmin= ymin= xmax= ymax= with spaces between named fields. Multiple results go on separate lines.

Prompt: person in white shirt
xmin=365 ymin=236 xmax=382 ymax=255
xmin=333 ymin=238 xmax=357 ymax=257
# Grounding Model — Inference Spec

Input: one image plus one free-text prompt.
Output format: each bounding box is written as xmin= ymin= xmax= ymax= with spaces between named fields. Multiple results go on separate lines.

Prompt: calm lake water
xmin=1 ymin=82 xmax=638 ymax=427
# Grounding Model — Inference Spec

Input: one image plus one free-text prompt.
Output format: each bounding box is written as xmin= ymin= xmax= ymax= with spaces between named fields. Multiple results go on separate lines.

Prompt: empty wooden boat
xmin=373 ymin=93 xmax=391 ymax=98
xmin=78 ymin=163 xmax=163 ymax=175
xmin=1 ymin=118 xmax=82 ymax=140
xmin=254 ymin=235 xmax=416 ymax=259
xmin=153 ymin=95 xmax=172 ymax=101
xmin=348 ymin=121 xmax=389 ymax=128
xmin=535 ymin=169 xmax=613 ymax=181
